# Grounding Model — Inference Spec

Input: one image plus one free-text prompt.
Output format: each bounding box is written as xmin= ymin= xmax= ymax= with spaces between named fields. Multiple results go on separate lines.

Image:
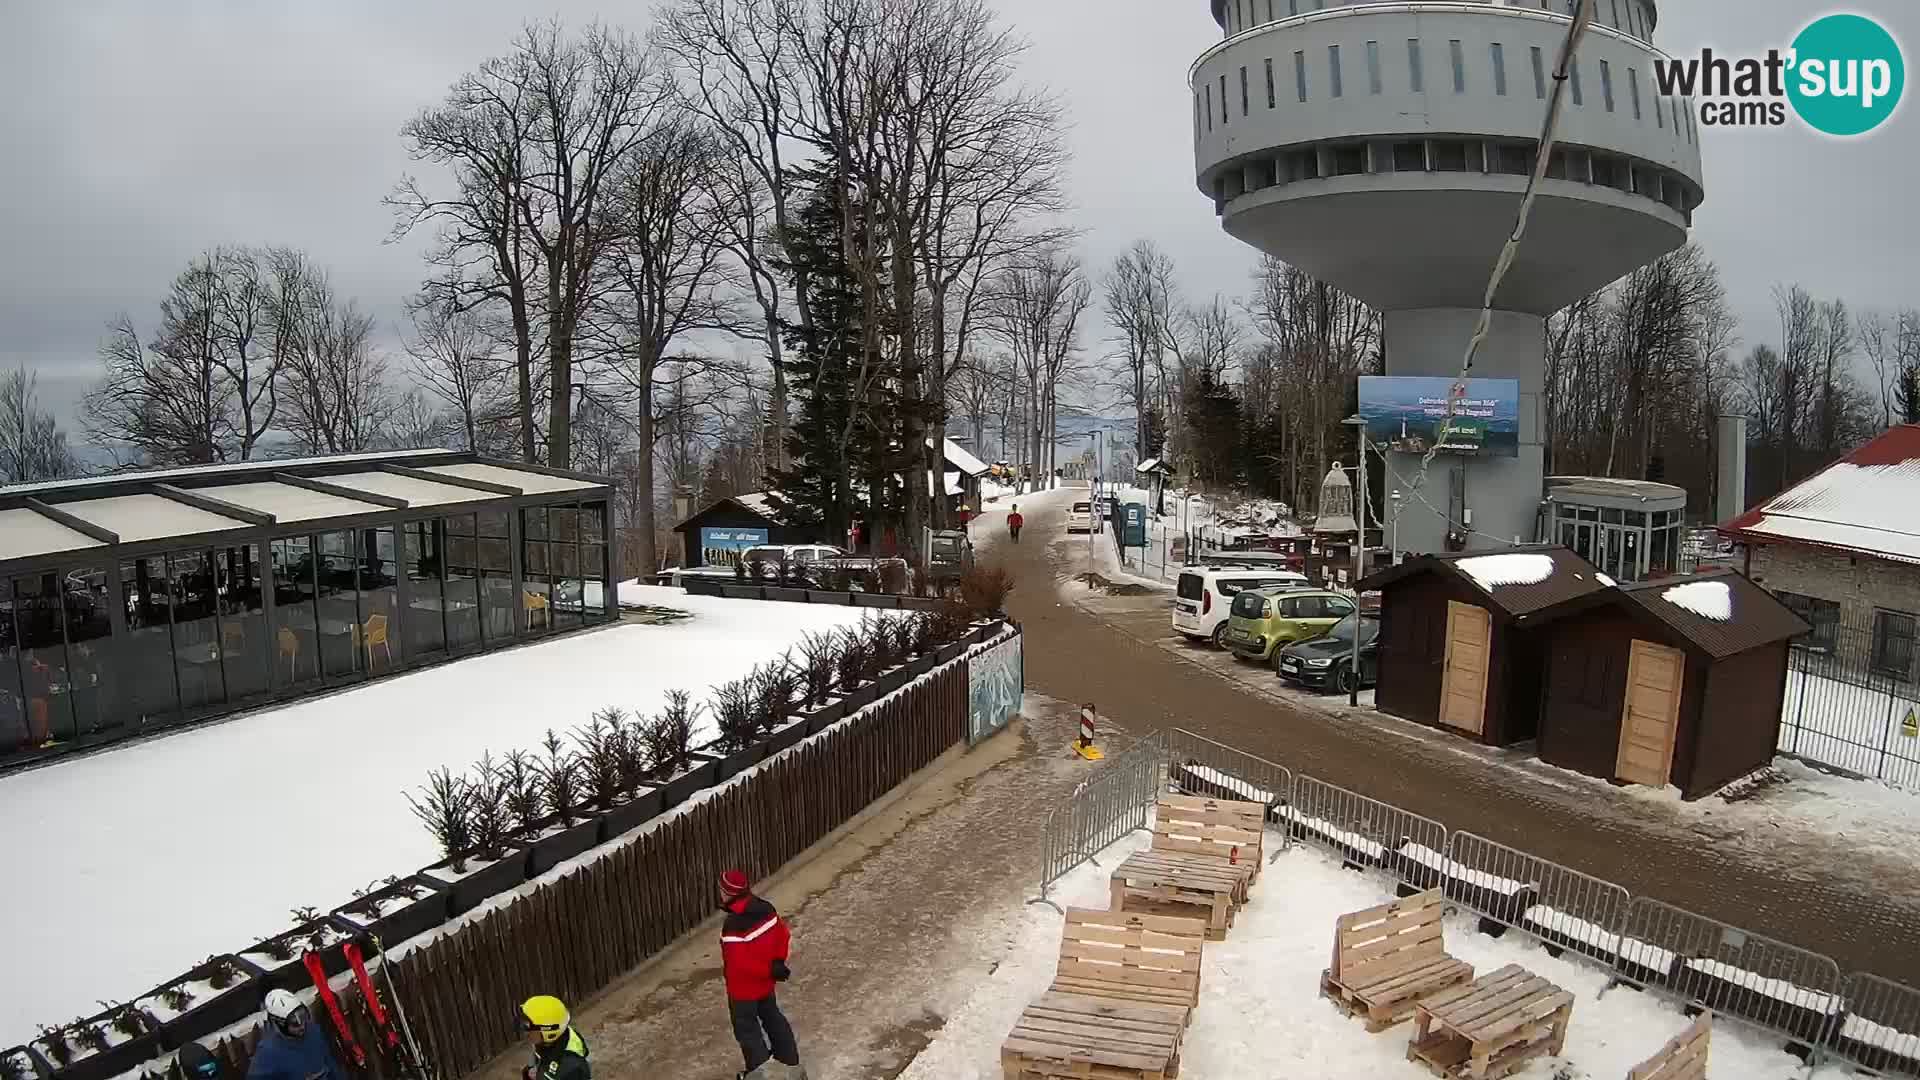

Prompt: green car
xmin=1223 ymin=588 xmax=1358 ymax=663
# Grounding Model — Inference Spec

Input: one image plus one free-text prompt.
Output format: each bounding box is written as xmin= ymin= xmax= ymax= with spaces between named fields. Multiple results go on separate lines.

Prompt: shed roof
xmin=1516 ymin=570 xmax=1809 ymax=660
xmin=1357 ymin=545 xmax=1610 ymax=619
xmin=939 ymin=438 xmax=989 ymax=477
xmin=1720 ymin=424 xmax=1920 ymax=565
xmin=673 ymin=491 xmax=794 ymax=532
xmin=1136 ymin=458 xmax=1174 ymax=474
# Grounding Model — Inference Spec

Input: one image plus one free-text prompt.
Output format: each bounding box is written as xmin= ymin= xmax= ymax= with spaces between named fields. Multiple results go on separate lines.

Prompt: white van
xmin=1172 ymin=567 xmax=1311 ymax=646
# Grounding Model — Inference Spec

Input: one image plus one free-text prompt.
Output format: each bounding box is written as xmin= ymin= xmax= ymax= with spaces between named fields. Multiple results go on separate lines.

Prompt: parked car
xmin=1275 ymin=612 xmax=1381 ymax=692
xmin=1172 ymin=568 xmax=1310 ymax=647
xmin=1066 ymin=501 xmax=1093 ymax=533
xmin=1224 ymin=588 xmax=1357 ymax=663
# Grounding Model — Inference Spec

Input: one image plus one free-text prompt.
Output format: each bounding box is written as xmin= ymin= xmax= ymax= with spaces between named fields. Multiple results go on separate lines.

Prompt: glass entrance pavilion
xmin=0 ymin=451 xmax=617 ymax=769
xmin=1543 ymin=475 xmax=1689 ymax=583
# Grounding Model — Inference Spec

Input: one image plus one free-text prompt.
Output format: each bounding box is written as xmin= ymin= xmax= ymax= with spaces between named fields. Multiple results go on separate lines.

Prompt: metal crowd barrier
xmin=1027 ymin=727 xmax=1920 ymax=1076
xmin=1287 ymin=775 xmax=1449 ymax=890
xmin=1445 ymin=831 xmax=1631 ymax=965
xmin=1613 ymin=896 xmax=1847 ymax=1051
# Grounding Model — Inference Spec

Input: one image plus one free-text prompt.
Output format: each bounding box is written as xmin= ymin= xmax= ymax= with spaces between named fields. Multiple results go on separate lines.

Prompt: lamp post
xmin=1390 ymin=490 xmax=1402 ymax=565
xmin=1342 ymin=415 xmax=1368 ymax=707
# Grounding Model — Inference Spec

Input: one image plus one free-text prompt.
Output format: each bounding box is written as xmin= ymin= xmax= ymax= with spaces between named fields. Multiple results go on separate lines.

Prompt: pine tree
xmin=1898 ymin=366 xmax=1920 ymax=426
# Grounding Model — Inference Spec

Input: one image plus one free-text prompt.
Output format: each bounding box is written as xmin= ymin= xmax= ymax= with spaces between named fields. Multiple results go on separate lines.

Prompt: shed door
xmin=1615 ymin=639 xmax=1685 ymax=788
xmin=1439 ymin=601 xmax=1492 ymax=735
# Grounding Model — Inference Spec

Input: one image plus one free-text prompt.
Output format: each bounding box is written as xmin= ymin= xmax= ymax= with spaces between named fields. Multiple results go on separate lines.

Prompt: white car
xmin=1172 ymin=568 xmax=1311 ymax=647
xmin=1066 ymin=501 xmax=1093 ymax=533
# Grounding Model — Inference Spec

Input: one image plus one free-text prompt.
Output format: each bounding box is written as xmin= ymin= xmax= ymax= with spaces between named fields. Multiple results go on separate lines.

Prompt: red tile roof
xmin=1720 ymin=425 xmax=1920 ymax=565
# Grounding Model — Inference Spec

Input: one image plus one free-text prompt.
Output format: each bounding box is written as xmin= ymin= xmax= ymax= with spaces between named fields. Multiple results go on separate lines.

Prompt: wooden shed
xmin=1515 ymin=570 xmax=1808 ymax=798
xmin=1358 ymin=547 xmax=1610 ymax=746
xmin=671 ymin=492 xmax=821 ymax=568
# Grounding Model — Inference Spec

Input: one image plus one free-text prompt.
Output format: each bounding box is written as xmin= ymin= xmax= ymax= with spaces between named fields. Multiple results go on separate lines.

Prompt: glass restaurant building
xmin=0 ymin=451 xmax=616 ymax=768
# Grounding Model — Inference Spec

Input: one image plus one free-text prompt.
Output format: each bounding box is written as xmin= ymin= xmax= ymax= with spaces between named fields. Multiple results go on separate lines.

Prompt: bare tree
xmin=590 ymin=114 xmax=747 ymax=573
xmin=278 ymin=275 xmax=393 ymax=454
xmin=404 ymin=293 xmax=513 ymax=452
xmin=986 ymin=244 xmax=1089 ymax=487
xmin=86 ymin=265 xmax=230 ymax=465
xmin=384 ymin=390 xmax=454 ymax=450
xmin=1104 ymin=239 xmax=1177 ymax=460
xmin=0 ymin=367 xmax=77 ymax=483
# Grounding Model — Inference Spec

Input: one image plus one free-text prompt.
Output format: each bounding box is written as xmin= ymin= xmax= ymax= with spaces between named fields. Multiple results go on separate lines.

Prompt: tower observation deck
xmin=1192 ymin=0 xmax=1703 ymax=553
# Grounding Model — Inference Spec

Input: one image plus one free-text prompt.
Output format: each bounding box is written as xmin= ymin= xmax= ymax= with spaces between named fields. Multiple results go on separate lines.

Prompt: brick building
xmin=1719 ymin=425 xmax=1920 ymax=678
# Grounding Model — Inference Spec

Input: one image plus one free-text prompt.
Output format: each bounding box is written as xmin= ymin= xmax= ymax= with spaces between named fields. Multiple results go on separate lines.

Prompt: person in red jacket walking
xmin=1006 ymin=505 xmax=1023 ymax=543
xmin=719 ymin=869 xmax=805 ymax=1079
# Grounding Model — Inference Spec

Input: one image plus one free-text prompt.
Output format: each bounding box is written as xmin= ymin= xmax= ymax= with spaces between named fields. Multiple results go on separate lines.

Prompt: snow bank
xmin=0 ymin=589 xmax=868 ymax=1049
xmin=1680 ymin=958 xmax=1844 ymax=1014
xmin=1664 ymin=579 xmax=1734 ymax=621
xmin=1454 ymin=552 xmax=1555 ymax=591
xmin=898 ymin=839 xmax=1807 ymax=1079
xmin=1521 ymin=904 xmax=1621 ymax=955
xmin=1596 ymin=572 xmax=1617 ymax=587
xmin=1397 ymin=841 xmax=1531 ymax=896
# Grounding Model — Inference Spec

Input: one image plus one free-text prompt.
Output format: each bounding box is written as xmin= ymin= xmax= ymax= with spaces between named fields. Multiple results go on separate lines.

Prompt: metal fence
xmin=1032 ymin=726 xmax=1920 ymax=1076
xmin=1779 ymin=614 xmax=1920 ymax=790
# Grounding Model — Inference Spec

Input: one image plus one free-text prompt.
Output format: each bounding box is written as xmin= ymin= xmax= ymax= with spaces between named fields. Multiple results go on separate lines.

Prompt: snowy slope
xmin=899 ymin=838 xmax=1808 ymax=1079
xmin=0 ymin=589 xmax=866 ymax=1049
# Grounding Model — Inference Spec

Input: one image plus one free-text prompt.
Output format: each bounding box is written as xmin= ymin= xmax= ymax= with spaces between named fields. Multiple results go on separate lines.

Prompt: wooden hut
xmin=671 ymin=492 xmax=820 ymax=568
xmin=1515 ymin=570 xmax=1808 ymax=798
xmin=1358 ymin=547 xmax=1610 ymax=746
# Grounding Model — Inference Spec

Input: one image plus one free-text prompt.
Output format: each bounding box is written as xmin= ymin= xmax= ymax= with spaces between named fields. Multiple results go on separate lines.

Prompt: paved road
xmin=996 ymin=483 xmax=1920 ymax=985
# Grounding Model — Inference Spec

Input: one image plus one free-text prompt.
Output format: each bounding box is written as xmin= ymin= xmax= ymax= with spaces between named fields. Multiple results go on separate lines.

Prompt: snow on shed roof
xmin=1721 ymin=425 xmax=1920 ymax=564
xmin=938 ymin=438 xmax=989 ymax=477
xmin=1616 ymin=572 xmax=1808 ymax=659
xmin=1359 ymin=545 xmax=1608 ymax=618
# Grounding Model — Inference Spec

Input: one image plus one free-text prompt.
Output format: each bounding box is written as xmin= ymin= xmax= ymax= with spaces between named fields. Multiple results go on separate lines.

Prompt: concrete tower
xmin=1192 ymin=0 xmax=1703 ymax=553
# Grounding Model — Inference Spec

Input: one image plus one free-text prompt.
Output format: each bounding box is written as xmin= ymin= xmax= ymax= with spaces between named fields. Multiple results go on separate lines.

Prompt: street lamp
xmin=1342 ymin=415 xmax=1368 ymax=707
xmin=1389 ymin=490 xmax=1403 ymax=566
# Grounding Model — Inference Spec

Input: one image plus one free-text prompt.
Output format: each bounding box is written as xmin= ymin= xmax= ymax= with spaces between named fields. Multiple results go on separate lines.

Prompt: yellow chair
xmin=276 ymin=627 xmax=300 ymax=679
xmin=524 ymin=590 xmax=550 ymax=630
xmin=359 ymin=613 xmax=392 ymax=670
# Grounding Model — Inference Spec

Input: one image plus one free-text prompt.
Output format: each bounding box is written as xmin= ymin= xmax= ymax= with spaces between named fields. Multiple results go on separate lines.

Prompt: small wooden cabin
xmin=672 ymin=492 xmax=820 ymax=568
xmin=1516 ymin=570 xmax=1808 ymax=798
xmin=1358 ymin=547 xmax=1610 ymax=746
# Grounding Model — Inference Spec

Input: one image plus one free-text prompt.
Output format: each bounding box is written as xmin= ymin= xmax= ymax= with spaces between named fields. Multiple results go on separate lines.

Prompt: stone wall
xmin=1747 ymin=542 xmax=1920 ymax=672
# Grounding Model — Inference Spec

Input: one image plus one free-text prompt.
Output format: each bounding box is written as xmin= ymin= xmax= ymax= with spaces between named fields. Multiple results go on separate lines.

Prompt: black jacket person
xmin=519 ymin=996 xmax=589 ymax=1080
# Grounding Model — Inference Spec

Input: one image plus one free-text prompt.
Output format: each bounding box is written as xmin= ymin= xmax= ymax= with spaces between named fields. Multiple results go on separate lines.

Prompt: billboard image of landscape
xmin=1358 ymin=376 xmax=1520 ymax=457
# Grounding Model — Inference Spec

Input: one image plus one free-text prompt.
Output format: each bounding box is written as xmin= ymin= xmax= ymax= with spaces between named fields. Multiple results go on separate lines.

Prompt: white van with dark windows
xmin=1172 ymin=567 xmax=1310 ymax=646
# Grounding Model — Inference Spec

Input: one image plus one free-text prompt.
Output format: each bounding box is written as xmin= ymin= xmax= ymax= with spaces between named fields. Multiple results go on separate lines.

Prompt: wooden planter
xmin=519 ymin=815 xmax=603 ymax=876
xmin=239 ymin=917 xmax=364 ymax=992
xmin=655 ymin=754 xmax=721 ymax=809
xmin=765 ymin=719 xmax=809 ymax=755
xmin=330 ymin=876 xmax=452 ymax=953
xmin=802 ymin=697 xmax=847 ymax=735
xmin=707 ymin=739 xmax=769 ymax=783
xmin=30 ymin=1004 xmax=163 ymax=1080
xmin=3 ymin=1046 xmax=51 ymax=1080
xmin=838 ymin=684 xmax=877 ymax=713
xmin=764 ymin=587 xmax=809 ymax=603
xmin=421 ymin=845 xmax=530 ymax=917
xmin=934 ymin=641 xmax=965 ymax=665
xmin=871 ymin=667 xmax=908 ymax=697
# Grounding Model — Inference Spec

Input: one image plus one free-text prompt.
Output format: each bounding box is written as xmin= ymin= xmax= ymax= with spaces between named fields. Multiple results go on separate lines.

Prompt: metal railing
xmin=1029 ymin=726 xmax=1920 ymax=1076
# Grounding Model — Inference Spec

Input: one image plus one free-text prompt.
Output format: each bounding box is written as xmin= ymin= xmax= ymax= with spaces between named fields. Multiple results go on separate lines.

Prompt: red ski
xmin=344 ymin=940 xmax=433 ymax=1079
xmin=302 ymin=951 xmax=369 ymax=1074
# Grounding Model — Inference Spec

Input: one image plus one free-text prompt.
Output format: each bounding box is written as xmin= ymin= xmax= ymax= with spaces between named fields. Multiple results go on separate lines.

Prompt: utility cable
xmin=1403 ymin=0 xmax=1599 ymax=510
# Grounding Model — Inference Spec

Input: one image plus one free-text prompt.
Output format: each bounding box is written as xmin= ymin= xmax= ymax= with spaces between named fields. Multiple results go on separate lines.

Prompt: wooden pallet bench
xmin=1048 ymin=908 xmax=1206 ymax=1017
xmin=1406 ymin=964 xmax=1573 ymax=1080
xmin=1627 ymin=1012 xmax=1711 ymax=1080
xmin=1320 ymin=888 xmax=1475 ymax=1032
xmin=1152 ymin=793 xmax=1265 ymax=892
xmin=1110 ymin=851 xmax=1245 ymax=939
xmin=1001 ymin=991 xmax=1187 ymax=1080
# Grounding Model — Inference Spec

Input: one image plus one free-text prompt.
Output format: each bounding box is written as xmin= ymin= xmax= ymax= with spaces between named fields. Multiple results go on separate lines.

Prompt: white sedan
xmin=1065 ymin=501 xmax=1093 ymax=533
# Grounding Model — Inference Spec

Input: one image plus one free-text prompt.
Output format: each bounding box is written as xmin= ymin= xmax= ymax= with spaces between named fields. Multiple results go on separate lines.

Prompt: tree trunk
xmin=547 ymin=261 xmax=571 ymax=469
xmin=633 ymin=372 xmax=658 ymax=575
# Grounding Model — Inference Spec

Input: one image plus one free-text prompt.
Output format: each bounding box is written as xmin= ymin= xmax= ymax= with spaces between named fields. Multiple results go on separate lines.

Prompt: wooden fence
xmin=149 ymin=662 xmax=971 ymax=1080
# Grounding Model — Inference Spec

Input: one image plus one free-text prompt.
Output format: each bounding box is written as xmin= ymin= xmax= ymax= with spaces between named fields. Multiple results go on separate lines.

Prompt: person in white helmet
xmin=247 ymin=989 xmax=343 ymax=1080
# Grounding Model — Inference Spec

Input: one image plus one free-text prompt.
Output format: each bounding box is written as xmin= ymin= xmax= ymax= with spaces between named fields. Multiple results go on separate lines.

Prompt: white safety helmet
xmin=263 ymin=990 xmax=310 ymax=1037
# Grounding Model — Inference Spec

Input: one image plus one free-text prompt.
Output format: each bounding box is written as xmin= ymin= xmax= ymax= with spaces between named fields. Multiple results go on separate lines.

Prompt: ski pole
xmin=370 ymin=935 xmax=432 ymax=1079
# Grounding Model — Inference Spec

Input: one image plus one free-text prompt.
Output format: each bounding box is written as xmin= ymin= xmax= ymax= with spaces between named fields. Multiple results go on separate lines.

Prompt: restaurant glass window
xmin=521 ymin=507 xmax=552 ymax=634
xmin=478 ymin=509 xmax=514 ymax=641
xmin=168 ymin=551 xmax=227 ymax=714
xmin=404 ymin=520 xmax=448 ymax=658
xmin=358 ymin=527 xmax=399 ymax=672
xmin=13 ymin=574 xmax=77 ymax=743
xmin=583 ymin=501 xmax=610 ymax=622
xmin=63 ymin=563 xmax=116 ymax=736
xmin=215 ymin=545 xmax=269 ymax=702
xmin=315 ymin=532 xmax=363 ymax=678
xmin=550 ymin=506 xmax=582 ymax=629
xmin=119 ymin=556 xmax=178 ymax=726
xmin=1 ymin=580 xmax=28 ymax=754
xmin=1650 ymin=526 xmax=1671 ymax=577
xmin=272 ymin=536 xmax=322 ymax=688
xmin=444 ymin=515 xmax=483 ymax=651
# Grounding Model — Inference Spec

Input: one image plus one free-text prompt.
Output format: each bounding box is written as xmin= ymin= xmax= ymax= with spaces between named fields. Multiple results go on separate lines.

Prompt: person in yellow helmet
xmin=518 ymin=996 xmax=589 ymax=1080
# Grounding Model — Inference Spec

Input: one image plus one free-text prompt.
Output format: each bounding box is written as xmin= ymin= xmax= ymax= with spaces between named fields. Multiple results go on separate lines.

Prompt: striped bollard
xmin=1076 ymin=704 xmax=1104 ymax=760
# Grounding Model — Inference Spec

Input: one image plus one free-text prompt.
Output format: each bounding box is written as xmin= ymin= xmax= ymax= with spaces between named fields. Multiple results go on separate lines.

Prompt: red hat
xmin=719 ymin=869 xmax=751 ymax=897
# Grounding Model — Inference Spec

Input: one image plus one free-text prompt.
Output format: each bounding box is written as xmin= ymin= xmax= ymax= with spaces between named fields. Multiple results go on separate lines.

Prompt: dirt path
xmin=1002 ymin=483 xmax=1920 ymax=983
xmin=471 ymin=694 xmax=1109 ymax=1080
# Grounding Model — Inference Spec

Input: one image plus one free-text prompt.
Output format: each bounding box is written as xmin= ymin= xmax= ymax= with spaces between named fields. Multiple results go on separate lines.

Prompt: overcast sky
xmin=2 ymin=1 xmax=1913 ymax=427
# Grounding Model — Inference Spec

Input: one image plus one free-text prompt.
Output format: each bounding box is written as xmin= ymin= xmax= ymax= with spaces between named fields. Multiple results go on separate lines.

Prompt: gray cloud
xmin=1 ymin=1 xmax=1914 ymax=424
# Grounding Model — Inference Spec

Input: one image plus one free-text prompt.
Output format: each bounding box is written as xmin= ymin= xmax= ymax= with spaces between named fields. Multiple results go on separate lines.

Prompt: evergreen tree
xmin=1898 ymin=366 xmax=1920 ymax=426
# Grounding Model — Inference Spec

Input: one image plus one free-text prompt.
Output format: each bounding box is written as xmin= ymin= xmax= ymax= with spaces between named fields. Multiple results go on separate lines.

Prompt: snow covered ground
xmin=898 ymin=833 xmax=1813 ymax=1079
xmin=1778 ymin=667 xmax=1920 ymax=790
xmin=0 ymin=587 xmax=868 ymax=1050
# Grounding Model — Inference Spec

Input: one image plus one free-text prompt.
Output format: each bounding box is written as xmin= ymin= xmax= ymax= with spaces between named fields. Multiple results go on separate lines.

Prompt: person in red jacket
xmin=719 ymin=869 xmax=804 ymax=1079
xmin=1006 ymin=505 xmax=1023 ymax=543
